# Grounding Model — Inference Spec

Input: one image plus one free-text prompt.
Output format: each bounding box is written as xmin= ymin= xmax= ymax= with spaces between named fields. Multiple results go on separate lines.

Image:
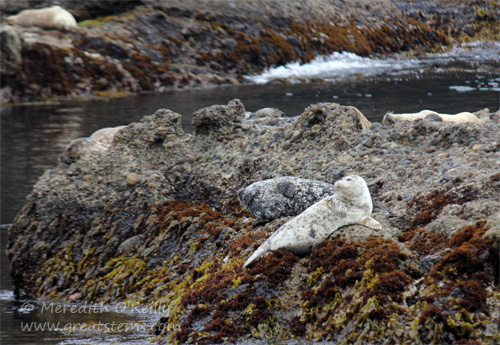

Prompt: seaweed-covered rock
xmin=7 ymin=102 xmax=500 ymax=344
xmin=1 ymin=0 xmax=452 ymax=103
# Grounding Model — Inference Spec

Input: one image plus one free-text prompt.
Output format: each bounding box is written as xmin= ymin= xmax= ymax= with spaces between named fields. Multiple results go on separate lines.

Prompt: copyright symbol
xmin=20 ymin=302 xmax=35 ymax=312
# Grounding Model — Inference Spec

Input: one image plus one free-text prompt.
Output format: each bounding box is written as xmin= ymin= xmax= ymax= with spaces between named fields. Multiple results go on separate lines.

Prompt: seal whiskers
xmin=243 ymin=175 xmax=381 ymax=268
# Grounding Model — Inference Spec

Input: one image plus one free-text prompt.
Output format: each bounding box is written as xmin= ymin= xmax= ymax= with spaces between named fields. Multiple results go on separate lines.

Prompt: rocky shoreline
xmin=2 ymin=0 xmax=498 ymax=103
xmin=7 ymin=100 xmax=500 ymax=343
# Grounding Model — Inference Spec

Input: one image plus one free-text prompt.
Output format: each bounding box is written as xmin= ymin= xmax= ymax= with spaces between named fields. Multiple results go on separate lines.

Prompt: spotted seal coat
xmin=243 ymin=175 xmax=381 ymax=268
xmin=383 ymin=110 xmax=484 ymax=126
xmin=59 ymin=125 xmax=126 ymax=164
xmin=237 ymin=176 xmax=338 ymax=222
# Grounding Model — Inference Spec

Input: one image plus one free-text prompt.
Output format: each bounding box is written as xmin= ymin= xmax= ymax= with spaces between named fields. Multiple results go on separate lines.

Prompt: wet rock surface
xmin=7 ymin=101 xmax=500 ymax=344
xmin=0 ymin=0 xmax=458 ymax=103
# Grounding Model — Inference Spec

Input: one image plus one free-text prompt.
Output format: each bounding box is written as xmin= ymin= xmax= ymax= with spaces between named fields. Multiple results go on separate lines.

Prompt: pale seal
xmin=383 ymin=110 xmax=484 ymax=126
xmin=7 ymin=6 xmax=77 ymax=31
xmin=59 ymin=137 xmax=106 ymax=164
xmin=238 ymin=176 xmax=338 ymax=222
xmin=59 ymin=125 xmax=125 ymax=164
xmin=243 ymin=175 xmax=382 ymax=268
xmin=90 ymin=126 xmax=126 ymax=146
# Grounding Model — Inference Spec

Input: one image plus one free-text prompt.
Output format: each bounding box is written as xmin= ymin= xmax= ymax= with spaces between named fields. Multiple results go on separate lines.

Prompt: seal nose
xmin=58 ymin=154 xmax=74 ymax=165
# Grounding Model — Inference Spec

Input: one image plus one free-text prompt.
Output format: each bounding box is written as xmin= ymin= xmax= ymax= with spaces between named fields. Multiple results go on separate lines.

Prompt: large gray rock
xmin=6 ymin=102 xmax=500 ymax=344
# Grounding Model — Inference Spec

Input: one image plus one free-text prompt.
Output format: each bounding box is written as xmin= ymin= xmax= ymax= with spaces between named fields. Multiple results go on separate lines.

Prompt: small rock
xmin=68 ymin=292 xmax=83 ymax=302
xmin=471 ymin=143 xmax=482 ymax=151
xmin=117 ymin=234 xmax=143 ymax=255
xmin=126 ymin=173 xmax=139 ymax=185
xmin=335 ymin=139 xmax=349 ymax=151
xmin=290 ymin=130 xmax=303 ymax=143
xmin=311 ymin=124 xmax=322 ymax=132
xmin=361 ymin=137 xmax=373 ymax=148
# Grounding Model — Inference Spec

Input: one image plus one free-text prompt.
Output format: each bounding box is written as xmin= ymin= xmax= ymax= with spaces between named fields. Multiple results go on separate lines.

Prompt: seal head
xmin=59 ymin=137 xmax=99 ymax=164
xmin=59 ymin=125 xmax=125 ymax=164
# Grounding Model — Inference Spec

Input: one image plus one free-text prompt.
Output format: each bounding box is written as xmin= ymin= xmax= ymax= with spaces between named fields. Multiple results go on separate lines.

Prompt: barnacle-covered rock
xmin=7 ymin=102 xmax=500 ymax=344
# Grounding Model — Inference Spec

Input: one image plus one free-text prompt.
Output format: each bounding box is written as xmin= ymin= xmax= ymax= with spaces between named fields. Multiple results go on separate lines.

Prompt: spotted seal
xmin=7 ymin=6 xmax=77 ymax=31
xmin=243 ymin=175 xmax=381 ymax=268
xmin=383 ymin=110 xmax=484 ymax=126
xmin=59 ymin=125 xmax=125 ymax=164
xmin=237 ymin=176 xmax=339 ymax=222
xmin=90 ymin=125 xmax=126 ymax=145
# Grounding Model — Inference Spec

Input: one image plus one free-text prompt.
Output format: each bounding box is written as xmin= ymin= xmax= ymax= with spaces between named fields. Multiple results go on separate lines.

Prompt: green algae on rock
xmin=7 ymin=101 xmax=500 ymax=344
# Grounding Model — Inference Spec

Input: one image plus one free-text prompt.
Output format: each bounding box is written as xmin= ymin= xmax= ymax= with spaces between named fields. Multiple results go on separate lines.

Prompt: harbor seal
xmin=243 ymin=175 xmax=381 ymax=268
xmin=90 ymin=125 xmax=126 ymax=145
xmin=383 ymin=110 xmax=484 ymax=126
xmin=59 ymin=137 xmax=106 ymax=164
xmin=59 ymin=125 xmax=126 ymax=164
xmin=7 ymin=6 xmax=78 ymax=31
xmin=238 ymin=176 xmax=338 ymax=222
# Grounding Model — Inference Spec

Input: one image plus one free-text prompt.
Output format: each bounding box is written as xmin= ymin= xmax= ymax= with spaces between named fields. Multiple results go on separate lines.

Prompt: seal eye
xmin=67 ymin=146 xmax=73 ymax=153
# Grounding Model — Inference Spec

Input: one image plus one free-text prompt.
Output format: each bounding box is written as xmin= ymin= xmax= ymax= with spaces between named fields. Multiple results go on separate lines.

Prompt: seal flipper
xmin=361 ymin=216 xmax=382 ymax=230
xmin=243 ymin=241 xmax=272 ymax=268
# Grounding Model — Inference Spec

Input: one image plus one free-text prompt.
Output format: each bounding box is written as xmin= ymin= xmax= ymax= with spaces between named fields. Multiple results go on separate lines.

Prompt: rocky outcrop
xmin=7 ymin=101 xmax=500 ymax=344
xmin=0 ymin=0 xmax=452 ymax=103
xmin=396 ymin=0 xmax=500 ymax=39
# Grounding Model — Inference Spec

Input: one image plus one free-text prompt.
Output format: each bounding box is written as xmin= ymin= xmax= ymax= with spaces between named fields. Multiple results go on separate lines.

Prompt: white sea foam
xmin=0 ymin=289 xmax=14 ymax=301
xmin=245 ymin=52 xmax=418 ymax=84
xmin=449 ymin=86 xmax=476 ymax=92
xmin=245 ymin=42 xmax=499 ymax=84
